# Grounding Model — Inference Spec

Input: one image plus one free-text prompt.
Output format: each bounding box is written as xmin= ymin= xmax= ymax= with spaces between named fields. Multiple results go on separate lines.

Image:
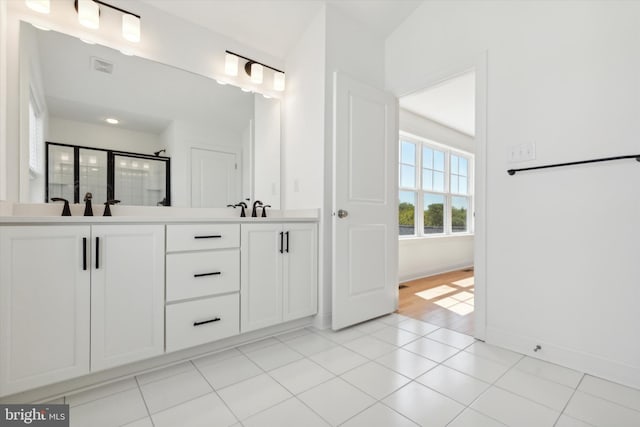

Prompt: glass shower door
xmin=114 ymin=154 xmax=168 ymax=206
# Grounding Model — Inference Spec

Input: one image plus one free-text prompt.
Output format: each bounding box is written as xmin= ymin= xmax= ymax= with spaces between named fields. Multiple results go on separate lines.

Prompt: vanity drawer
xmin=166 ymin=249 xmax=239 ymax=302
xmin=166 ymin=224 xmax=239 ymax=252
xmin=166 ymin=294 xmax=239 ymax=353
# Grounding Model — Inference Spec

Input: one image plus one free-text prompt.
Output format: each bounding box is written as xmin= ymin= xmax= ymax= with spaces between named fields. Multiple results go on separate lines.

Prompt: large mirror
xmin=20 ymin=22 xmax=281 ymax=208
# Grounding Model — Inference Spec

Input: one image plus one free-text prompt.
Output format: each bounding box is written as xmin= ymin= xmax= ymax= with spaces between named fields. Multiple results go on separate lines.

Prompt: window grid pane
xmin=399 ymin=191 xmax=416 ymax=236
xmin=452 ymin=196 xmax=469 ymax=233
xmin=424 ymin=193 xmax=445 ymax=234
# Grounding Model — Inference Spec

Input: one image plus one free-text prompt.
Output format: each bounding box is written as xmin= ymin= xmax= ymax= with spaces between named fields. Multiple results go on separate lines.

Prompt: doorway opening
xmin=396 ymin=69 xmax=478 ymax=336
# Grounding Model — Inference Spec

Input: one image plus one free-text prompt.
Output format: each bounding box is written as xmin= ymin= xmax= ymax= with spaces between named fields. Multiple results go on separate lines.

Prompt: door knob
xmin=337 ymin=209 xmax=349 ymax=219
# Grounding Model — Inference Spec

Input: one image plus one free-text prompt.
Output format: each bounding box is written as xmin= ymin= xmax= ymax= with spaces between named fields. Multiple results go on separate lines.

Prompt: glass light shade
xmin=273 ymin=72 xmax=285 ymax=91
xmin=25 ymin=0 xmax=50 ymax=14
xmin=78 ymin=0 xmax=100 ymax=29
xmin=122 ymin=14 xmax=140 ymax=43
xmin=250 ymin=63 xmax=263 ymax=84
xmin=225 ymin=53 xmax=238 ymax=76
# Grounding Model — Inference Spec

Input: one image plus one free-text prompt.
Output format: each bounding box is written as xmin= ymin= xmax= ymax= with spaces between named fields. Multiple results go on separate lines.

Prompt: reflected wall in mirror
xmin=20 ymin=22 xmax=281 ymax=208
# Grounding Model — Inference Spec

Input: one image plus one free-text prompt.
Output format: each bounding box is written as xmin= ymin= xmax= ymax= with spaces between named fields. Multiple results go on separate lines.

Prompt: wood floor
xmin=397 ymin=269 xmax=475 ymax=336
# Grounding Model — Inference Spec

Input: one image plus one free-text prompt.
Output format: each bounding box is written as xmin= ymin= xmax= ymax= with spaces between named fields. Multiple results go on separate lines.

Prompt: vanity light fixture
xmin=75 ymin=0 xmax=141 ymax=43
xmin=25 ymin=0 xmax=50 ymax=14
xmin=225 ymin=50 xmax=285 ymax=91
xmin=105 ymin=117 xmax=119 ymax=124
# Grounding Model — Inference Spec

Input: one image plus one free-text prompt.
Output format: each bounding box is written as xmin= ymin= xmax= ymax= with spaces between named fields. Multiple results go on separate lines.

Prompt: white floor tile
xmin=315 ymin=327 xmax=365 ymax=344
xmin=151 ymin=392 xmax=237 ymax=427
xmin=191 ymin=348 xmax=242 ymax=369
xmin=578 ymin=375 xmax=640 ymax=412
xmin=66 ymin=377 xmax=138 ymax=407
xmin=285 ymin=333 xmax=338 ymax=356
xmin=554 ymin=414 xmax=594 ymax=427
xmin=197 ymin=354 xmax=262 ymax=390
xmin=69 ymin=388 xmax=148 ymax=427
xmin=397 ymin=318 xmax=440 ymax=336
xmin=402 ymin=337 xmax=460 ymax=363
xmin=443 ymin=351 xmax=511 ymax=383
xmin=341 ymin=402 xmax=418 ymax=427
xmin=448 ymin=302 xmax=475 ymax=316
xmin=471 ymin=387 xmax=559 ymax=427
xmin=217 ymin=373 xmax=291 ymax=420
xmin=244 ymin=342 xmax=304 ymax=371
xmin=377 ymin=313 xmax=410 ymax=325
xmin=341 ymin=361 xmax=411 ymax=399
xmin=298 ymin=377 xmax=375 ymax=426
xmin=514 ymin=357 xmax=583 ymax=388
xmin=121 ymin=417 xmax=154 ymax=427
xmin=343 ymin=336 xmax=398 ymax=359
xmin=275 ymin=328 xmax=312 ymax=342
xmin=354 ymin=319 xmax=388 ymax=334
xmin=238 ymin=337 xmax=281 ymax=353
xmin=139 ymin=369 xmax=212 ymax=414
xmin=447 ymin=409 xmax=507 ymax=427
xmin=370 ymin=326 xmax=421 ymax=347
xmin=375 ymin=348 xmax=438 ymax=379
xmin=309 ymin=346 xmax=368 ymax=375
xmin=464 ymin=342 xmax=522 ymax=367
xmin=383 ymin=381 xmax=464 ymax=426
xmin=564 ymin=391 xmax=640 ymax=427
xmin=416 ymin=365 xmax=490 ymax=405
xmin=426 ymin=328 xmax=476 ymax=349
xmin=268 ymin=358 xmax=334 ymax=394
xmin=496 ymin=368 xmax=574 ymax=411
xmin=243 ymin=397 xmax=329 ymax=427
xmin=136 ymin=361 xmax=196 ymax=385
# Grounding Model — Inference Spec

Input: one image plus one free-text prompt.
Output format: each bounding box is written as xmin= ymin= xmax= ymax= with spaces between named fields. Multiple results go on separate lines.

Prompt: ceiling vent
xmin=91 ymin=57 xmax=114 ymax=74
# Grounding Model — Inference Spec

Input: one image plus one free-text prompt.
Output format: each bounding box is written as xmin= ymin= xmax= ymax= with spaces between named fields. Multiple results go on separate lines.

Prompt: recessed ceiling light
xmin=216 ymin=80 xmax=227 ymax=85
xmin=241 ymin=87 xmax=251 ymax=93
xmin=105 ymin=118 xmax=119 ymax=124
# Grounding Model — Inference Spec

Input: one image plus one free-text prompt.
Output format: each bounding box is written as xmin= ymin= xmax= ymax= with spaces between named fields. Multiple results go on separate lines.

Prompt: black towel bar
xmin=507 ymin=154 xmax=640 ymax=176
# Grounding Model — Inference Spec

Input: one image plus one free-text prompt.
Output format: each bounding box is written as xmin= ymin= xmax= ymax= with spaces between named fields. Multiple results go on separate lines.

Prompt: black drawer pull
xmin=194 ymin=272 xmax=221 ymax=278
xmin=95 ymin=236 xmax=100 ymax=269
xmin=194 ymin=235 xmax=222 ymax=239
xmin=193 ymin=317 xmax=221 ymax=327
xmin=82 ymin=238 xmax=87 ymax=271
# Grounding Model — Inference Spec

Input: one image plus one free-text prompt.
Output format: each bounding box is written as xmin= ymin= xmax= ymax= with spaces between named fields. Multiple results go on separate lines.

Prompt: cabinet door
xmin=90 ymin=225 xmax=164 ymax=371
xmin=283 ymin=224 xmax=318 ymax=321
xmin=0 ymin=226 xmax=90 ymax=396
xmin=241 ymin=224 xmax=283 ymax=332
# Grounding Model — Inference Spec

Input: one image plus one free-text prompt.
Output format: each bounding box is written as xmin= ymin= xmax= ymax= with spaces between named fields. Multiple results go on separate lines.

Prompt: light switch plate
xmin=508 ymin=142 xmax=536 ymax=162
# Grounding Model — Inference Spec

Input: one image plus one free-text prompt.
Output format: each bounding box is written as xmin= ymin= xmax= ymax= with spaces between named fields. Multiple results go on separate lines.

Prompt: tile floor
xmin=61 ymin=314 xmax=640 ymax=426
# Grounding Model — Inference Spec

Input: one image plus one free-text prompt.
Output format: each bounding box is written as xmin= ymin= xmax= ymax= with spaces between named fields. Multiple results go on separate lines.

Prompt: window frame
xmin=398 ymin=132 xmax=474 ymax=239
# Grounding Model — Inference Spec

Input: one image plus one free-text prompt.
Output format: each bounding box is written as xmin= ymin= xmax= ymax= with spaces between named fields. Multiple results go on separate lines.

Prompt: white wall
xmin=48 ymin=118 xmax=162 ymax=154
xmin=387 ymin=0 xmax=640 ymax=388
xmin=254 ymin=95 xmax=280 ymax=209
xmin=398 ymin=109 xmax=475 ymax=281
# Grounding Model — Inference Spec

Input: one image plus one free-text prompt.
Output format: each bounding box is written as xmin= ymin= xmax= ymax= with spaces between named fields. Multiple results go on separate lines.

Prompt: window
xmin=28 ymin=92 xmax=44 ymax=176
xmin=398 ymin=134 xmax=473 ymax=237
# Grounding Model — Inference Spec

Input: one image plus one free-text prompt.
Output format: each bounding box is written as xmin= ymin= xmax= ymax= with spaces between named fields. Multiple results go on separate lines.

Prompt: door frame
xmin=396 ymin=52 xmax=488 ymax=340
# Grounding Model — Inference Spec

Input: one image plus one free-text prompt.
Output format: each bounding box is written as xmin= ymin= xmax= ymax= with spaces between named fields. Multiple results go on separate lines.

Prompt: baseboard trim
xmin=399 ymin=263 xmax=474 ymax=284
xmin=486 ymin=326 xmax=640 ymax=390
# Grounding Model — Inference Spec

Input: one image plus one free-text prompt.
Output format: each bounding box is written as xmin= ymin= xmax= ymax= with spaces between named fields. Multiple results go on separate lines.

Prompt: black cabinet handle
xmin=95 ymin=237 xmax=100 ymax=269
xmin=194 ymin=235 xmax=222 ymax=239
xmin=193 ymin=317 xmax=221 ymax=327
xmin=285 ymin=231 xmax=290 ymax=253
xmin=82 ymin=238 xmax=87 ymax=270
xmin=193 ymin=272 xmax=221 ymax=278
xmin=279 ymin=231 xmax=284 ymax=254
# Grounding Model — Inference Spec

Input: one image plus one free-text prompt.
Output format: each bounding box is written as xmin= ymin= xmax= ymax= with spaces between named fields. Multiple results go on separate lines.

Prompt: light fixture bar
xmin=225 ymin=50 xmax=284 ymax=74
xmin=93 ymin=0 xmax=140 ymax=19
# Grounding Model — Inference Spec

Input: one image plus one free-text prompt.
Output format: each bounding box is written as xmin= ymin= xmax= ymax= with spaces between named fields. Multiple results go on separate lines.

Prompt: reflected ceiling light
xmin=240 ymin=87 xmax=252 ymax=93
xmin=89 ymin=156 xmax=97 ymax=164
xmin=225 ymin=53 xmax=238 ymax=76
xmin=32 ymin=23 xmax=51 ymax=31
xmin=216 ymin=80 xmax=228 ymax=85
xmin=131 ymin=161 xmax=138 ymax=168
xmin=119 ymin=161 xmax=127 ymax=166
xmin=26 ymin=0 xmax=50 ymax=14
xmin=80 ymin=38 xmax=96 ymax=45
xmin=60 ymin=153 xmax=69 ymax=161
xmin=105 ymin=117 xmax=119 ymax=124
xmin=143 ymin=163 xmax=149 ymax=169
xmin=273 ymin=72 xmax=285 ymax=91
xmin=120 ymin=49 xmax=134 ymax=56
xmin=225 ymin=50 xmax=285 ymax=92
xmin=75 ymin=0 xmax=141 ymax=43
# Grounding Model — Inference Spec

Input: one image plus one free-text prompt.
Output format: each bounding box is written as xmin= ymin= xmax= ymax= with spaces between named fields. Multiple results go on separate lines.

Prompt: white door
xmin=240 ymin=224 xmax=283 ymax=332
xmin=0 ymin=226 xmax=90 ymax=395
xmin=283 ymin=223 xmax=318 ymax=321
xmin=90 ymin=225 xmax=164 ymax=371
xmin=191 ymin=148 xmax=240 ymax=207
xmin=332 ymin=72 xmax=399 ymax=330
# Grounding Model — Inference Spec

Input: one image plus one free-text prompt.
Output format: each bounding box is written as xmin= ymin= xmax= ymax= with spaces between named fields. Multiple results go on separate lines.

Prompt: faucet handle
xmin=261 ymin=205 xmax=271 ymax=218
xmin=103 ymin=200 xmax=121 ymax=217
xmin=84 ymin=192 xmax=93 ymax=201
xmin=51 ymin=197 xmax=72 ymax=216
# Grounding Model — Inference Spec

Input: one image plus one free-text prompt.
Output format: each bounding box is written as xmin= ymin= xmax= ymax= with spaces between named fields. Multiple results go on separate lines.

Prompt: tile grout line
xmin=190 ymin=359 xmax=242 ymax=426
xmin=133 ymin=376 xmax=155 ymax=427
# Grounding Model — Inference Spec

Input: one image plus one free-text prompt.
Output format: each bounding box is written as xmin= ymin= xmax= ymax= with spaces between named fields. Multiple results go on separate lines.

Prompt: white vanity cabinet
xmin=165 ymin=224 xmax=241 ymax=352
xmin=0 ymin=224 xmax=165 ymax=395
xmin=241 ymin=223 xmax=317 ymax=332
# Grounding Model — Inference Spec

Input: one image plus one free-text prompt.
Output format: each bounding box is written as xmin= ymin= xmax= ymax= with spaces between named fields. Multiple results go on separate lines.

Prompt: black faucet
xmin=51 ymin=198 xmax=71 ymax=216
xmin=103 ymin=200 xmax=121 ymax=216
xmin=227 ymin=202 xmax=247 ymax=217
xmin=83 ymin=192 xmax=93 ymax=216
xmin=261 ymin=205 xmax=271 ymax=218
xmin=251 ymin=200 xmax=263 ymax=218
